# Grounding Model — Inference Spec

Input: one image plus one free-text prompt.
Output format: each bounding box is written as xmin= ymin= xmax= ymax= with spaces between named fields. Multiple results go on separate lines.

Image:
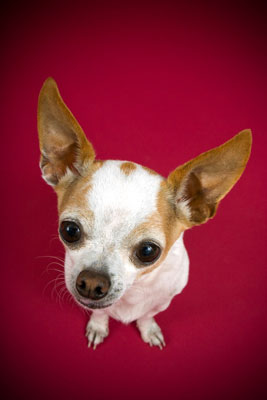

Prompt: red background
xmin=1 ymin=2 xmax=266 ymax=399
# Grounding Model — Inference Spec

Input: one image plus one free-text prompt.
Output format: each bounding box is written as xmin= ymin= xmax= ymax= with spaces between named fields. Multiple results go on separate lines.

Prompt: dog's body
xmin=37 ymin=78 xmax=251 ymax=349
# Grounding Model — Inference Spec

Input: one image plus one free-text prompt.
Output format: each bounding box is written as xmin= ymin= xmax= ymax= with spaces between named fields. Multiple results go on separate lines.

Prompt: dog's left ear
xmin=167 ymin=130 xmax=252 ymax=227
xmin=37 ymin=77 xmax=95 ymax=186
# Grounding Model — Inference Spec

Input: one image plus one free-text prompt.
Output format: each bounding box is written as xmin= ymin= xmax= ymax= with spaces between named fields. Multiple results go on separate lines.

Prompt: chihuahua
xmin=37 ymin=78 xmax=252 ymax=349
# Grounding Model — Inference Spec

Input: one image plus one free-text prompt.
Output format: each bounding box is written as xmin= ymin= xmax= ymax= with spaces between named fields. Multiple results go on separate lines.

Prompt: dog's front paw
xmin=86 ymin=313 xmax=109 ymax=350
xmin=137 ymin=317 xmax=166 ymax=350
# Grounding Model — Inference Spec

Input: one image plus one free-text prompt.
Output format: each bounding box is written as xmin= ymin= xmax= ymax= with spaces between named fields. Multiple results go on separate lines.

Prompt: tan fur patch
xmin=56 ymin=160 xmax=104 ymax=216
xmin=127 ymin=180 xmax=184 ymax=277
xmin=120 ymin=162 xmax=137 ymax=176
xmin=156 ymin=180 xmax=185 ymax=249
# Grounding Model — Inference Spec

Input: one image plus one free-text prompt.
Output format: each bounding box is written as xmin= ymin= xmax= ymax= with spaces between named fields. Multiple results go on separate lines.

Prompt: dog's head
xmin=37 ymin=78 xmax=252 ymax=310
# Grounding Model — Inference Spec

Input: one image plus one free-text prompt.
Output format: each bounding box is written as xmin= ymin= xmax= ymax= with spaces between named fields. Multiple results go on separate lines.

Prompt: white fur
xmin=61 ymin=160 xmax=189 ymax=348
xmin=87 ymin=160 xmax=164 ymax=241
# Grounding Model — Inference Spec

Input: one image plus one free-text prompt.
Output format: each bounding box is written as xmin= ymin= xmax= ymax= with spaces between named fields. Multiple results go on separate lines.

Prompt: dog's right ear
xmin=37 ymin=78 xmax=95 ymax=186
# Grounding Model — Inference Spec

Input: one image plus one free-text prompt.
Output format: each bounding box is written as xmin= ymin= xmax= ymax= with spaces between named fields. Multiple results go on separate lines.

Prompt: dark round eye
xmin=59 ymin=221 xmax=81 ymax=243
xmin=135 ymin=242 xmax=161 ymax=264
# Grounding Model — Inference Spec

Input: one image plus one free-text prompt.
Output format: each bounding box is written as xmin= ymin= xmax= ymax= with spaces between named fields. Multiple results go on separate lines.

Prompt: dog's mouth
xmin=77 ymin=298 xmax=113 ymax=310
xmin=70 ymin=280 xmax=124 ymax=310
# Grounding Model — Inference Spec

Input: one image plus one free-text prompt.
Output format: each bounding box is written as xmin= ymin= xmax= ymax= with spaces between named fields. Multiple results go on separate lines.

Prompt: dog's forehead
xmin=88 ymin=161 xmax=163 ymax=236
xmin=58 ymin=160 xmax=166 ymax=239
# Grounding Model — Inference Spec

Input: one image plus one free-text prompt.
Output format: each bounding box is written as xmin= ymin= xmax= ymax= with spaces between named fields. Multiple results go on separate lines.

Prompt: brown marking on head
xmin=128 ymin=180 xmax=184 ymax=277
xmin=128 ymin=214 xmax=165 ymax=277
xmin=56 ymin=160 xmax=105 ymax=215
xmin=156 ymin=180 xmax=185 ymax=248
xmin=120 ymin=162 xmax=137 ymax=176
xmin=137 ymin=200 xmax=184 ymax=277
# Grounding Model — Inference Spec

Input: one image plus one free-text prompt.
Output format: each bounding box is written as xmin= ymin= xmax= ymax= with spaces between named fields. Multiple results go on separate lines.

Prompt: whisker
xmin=42 ymin=278 xmax=62 ymax=297
xmin=60 ymin=287 xmax=70 ymax=304
xmin=49 ymin=235 xmax=60 ymax=245
xmin=37 ymin=254 xmax=83 ymax=312
xmin=51 ymin=276 xmax=66 ymax=302
xmin=37 ymin=255 xmax=65 ymax=262
xmin=41 ymin=262 xmax=64 ymax=277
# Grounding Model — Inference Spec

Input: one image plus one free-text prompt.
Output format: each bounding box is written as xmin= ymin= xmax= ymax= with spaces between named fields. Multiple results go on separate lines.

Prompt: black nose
xmin=76 ymin=270 xmax=111 ymax=300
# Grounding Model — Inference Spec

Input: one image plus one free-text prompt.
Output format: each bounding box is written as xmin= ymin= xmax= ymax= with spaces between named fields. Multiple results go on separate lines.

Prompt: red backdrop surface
xmin=1 ymin=2 xmax=266 ymax=399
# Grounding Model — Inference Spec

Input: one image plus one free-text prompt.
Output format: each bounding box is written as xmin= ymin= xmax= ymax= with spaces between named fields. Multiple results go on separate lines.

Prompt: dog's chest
xmin=106 ymin=235 xmax=189 ymax=323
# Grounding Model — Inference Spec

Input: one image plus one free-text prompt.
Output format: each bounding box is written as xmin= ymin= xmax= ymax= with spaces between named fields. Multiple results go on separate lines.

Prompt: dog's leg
xmin=86 ymin=311 xmax=109 ymax=349
xmin=136 ymin=316 xmax=166 ymax=349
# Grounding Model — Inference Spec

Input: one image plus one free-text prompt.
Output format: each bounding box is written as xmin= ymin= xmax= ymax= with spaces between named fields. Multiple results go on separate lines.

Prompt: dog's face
xmin=37 ymin=78 xmax=251 ymax=310
xmin=56 ymin=159 xmax=181 ymax=309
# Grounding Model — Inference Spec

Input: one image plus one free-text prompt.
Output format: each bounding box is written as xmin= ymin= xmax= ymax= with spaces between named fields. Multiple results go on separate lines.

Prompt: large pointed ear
xmin=167 ymin=130 xmax=252 ymax=227
xmin=37 ymin=78 xmax=95 ymax=186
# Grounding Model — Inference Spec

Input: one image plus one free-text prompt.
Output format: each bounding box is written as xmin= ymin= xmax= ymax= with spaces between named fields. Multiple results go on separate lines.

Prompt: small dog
xmin=37 ymin=78 xmax=252 ymax=349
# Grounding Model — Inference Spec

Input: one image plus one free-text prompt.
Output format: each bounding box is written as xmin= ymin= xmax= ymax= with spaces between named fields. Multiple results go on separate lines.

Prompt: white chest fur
xmin=103 ymin=234 xmax=189 ymax=324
